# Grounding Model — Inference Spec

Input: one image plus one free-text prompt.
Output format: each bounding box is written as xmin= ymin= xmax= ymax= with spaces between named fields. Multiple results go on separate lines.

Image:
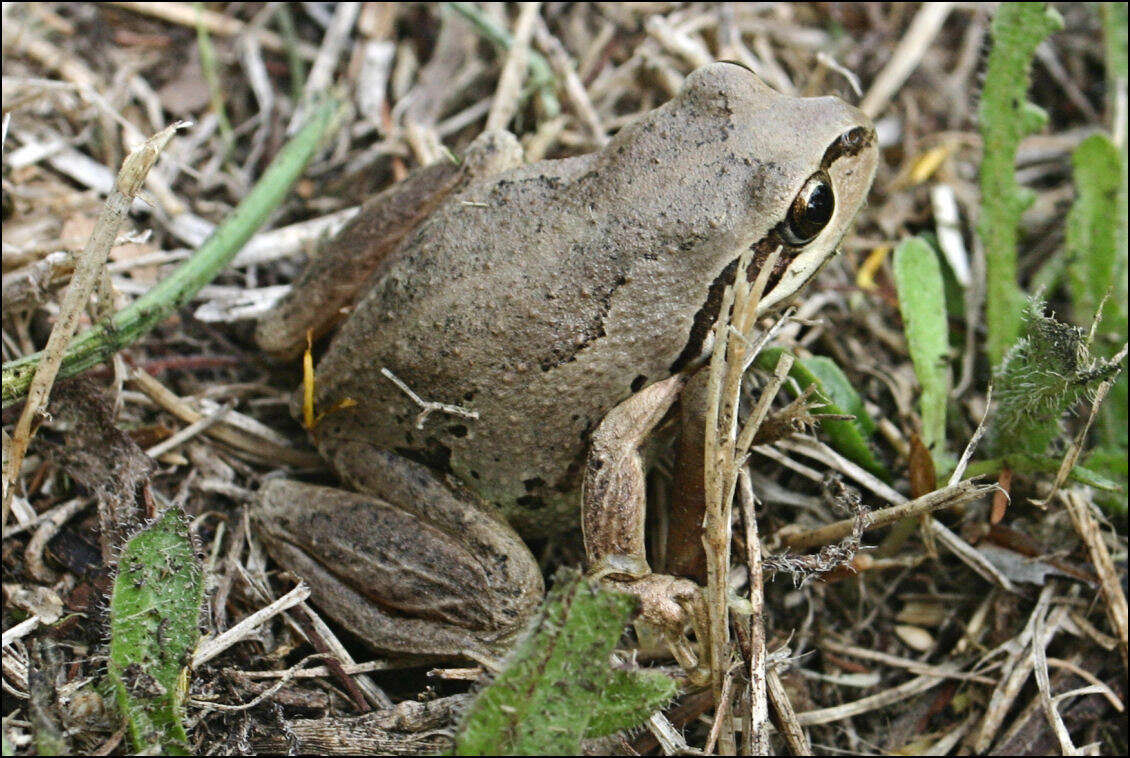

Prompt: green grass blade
xmin=893 ymin=237 xmax=951 ymax=456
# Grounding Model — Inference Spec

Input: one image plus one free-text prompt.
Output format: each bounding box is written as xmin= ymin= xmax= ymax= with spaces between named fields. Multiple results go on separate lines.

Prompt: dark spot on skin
xmin=537 ymin=273 xmax=628 ymax=372
xmin=631 ymin=375 xmax=648 ymax=392
xmin=516 ymin=495 xmax=546 ymax=510
xmin=447 ymin=424 xmax=468 ymax=438
xmin=394 ymin=436 xmax=453 ymax=477
xmin=522 ymin=477 xmax=546 ymax=492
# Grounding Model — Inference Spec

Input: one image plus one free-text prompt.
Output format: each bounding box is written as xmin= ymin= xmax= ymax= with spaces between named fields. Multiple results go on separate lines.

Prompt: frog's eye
xmin=783 ymin=171 xmax=835 ymax=245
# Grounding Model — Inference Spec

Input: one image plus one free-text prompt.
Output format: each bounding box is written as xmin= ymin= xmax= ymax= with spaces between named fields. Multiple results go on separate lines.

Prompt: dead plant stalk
xmin=703 ymin=246 xmax=783 ymax=754
xmin=1 ymin=123 xmax=183 ymax=531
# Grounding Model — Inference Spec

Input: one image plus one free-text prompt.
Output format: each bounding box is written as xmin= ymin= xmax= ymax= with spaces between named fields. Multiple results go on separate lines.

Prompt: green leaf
xmin=585 ymin=668 xmax=677 ymax=738
xmin=1066 ymin=132 xmax=1128 ymax=477
xmin=757 ymin=348 xmax=890 ymax=479
xmin=1084 ymin=447 xmax=1129 ymax=515
xmin=977 ymin=3 xmax=1063 ymax=366
xmin=804 ymin=356 xmax=876 ymax=436
xmin=987 ymin=298 xmax=1122 ymax=459
xmin=893 ymin=237 xmax=951 ymax=455
xmin=1067 ymin=134 xmax=1126 ymax=333
xmin=107 ymin=506 xmax=204 ymax=755
xmin=454 ymin=567 xmax=676 ymax=755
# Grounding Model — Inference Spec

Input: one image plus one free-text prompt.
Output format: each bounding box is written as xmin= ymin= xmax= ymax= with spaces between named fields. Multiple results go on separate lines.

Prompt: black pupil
xmin=805 ymin=181 xmax=834 ymax=227
xmin=789 ymin=177 xmax=834 ymax=242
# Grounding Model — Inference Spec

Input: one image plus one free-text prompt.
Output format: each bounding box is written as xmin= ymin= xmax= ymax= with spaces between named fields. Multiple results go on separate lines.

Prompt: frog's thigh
xmin=255 ymin=160 xmax=463 ymax=360
xmin=257 ymin=457 xmax=542 ymax=662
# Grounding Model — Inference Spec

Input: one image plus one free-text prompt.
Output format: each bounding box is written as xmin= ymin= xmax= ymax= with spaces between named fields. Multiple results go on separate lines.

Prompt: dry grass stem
xmin=859 ymin=3 xmax=954 ymax=118
xmin=737 ymin=468 xmax=769 ymax=755
xmin=819 ymin=639 xmax=997 ymax=685
xmin=106 ymin=1 xmax=317 ymax=58
xmin=485 ymin=2 xmax=540 ymax=133
xmin=2 ymin=123 xmax=183 ymax=530
xmin=1062 ymin=489 xmax=1129 ymax=674
xmin=288 ymin=3 xmax=359 ymax=134
xmin=794 ymin=673 xmax=946 ymax=727
xmin=379 ymin=367 xmax=480 ymax=429
xmin=144 ymin=401 xmax=234 ymax=459
xmin=765 ymin=666 xmax=810 ymax=755
xmin=193 ymin=581 xmax=311 ymax=668
xmin=779 ymin=478 xmax=993 ymax=551
xmin=702 ymin=246 xmax=782 ymax=753
xmin=130 ymin=367 xmax=323 ymax=468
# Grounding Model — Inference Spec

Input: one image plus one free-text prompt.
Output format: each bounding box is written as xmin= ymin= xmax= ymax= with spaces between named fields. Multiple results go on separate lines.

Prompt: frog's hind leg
xmin=255 ymin=130 xmax=522 ymax=360
xmin=254 ymin=160 xmax=464 ymax=360
xmin=256 ymin=445 xmax=542 ymax=664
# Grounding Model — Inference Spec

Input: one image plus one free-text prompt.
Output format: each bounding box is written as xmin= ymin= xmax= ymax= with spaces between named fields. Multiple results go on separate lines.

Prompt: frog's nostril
xmin=820 ymin=126 xmax=875 ymax=169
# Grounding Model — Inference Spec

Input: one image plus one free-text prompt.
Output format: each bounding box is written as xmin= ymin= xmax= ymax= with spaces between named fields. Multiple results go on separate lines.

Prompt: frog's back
xmin=311 ymin=144 xmax=732 ymax=536
xmin=309 ymin=62 xmax=863 ymax=535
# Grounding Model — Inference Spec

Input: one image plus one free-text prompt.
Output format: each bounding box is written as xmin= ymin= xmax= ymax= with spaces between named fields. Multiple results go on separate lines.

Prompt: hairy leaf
xmin=893 ymin=237 xmax=951 ymax=456
xmin=107 ymin=506 xmax=204 ymax=755
xmin=454 ymin=567 xmax=676 ymax=755
xmin=977 ymin=3 xmax=1063 ymax=365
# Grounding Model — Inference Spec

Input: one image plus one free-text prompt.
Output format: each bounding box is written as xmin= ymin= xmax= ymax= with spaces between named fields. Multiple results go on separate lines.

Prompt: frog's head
xmin=676 ymin=61 xmax=879 ymax=314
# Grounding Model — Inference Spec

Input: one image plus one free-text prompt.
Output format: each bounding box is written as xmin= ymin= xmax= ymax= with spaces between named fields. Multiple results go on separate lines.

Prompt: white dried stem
xmin=2 ymin=123 xmax=183 ymax=530
xmin=486 ymin=3 xmax=540 ymax=133
xmin=192 ymin=582 xmax=311 ymax=668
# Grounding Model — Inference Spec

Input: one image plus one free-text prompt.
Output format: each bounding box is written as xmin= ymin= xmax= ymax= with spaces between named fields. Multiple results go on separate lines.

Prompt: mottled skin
xmin=256 ymin=63 xmax=878 ymax=660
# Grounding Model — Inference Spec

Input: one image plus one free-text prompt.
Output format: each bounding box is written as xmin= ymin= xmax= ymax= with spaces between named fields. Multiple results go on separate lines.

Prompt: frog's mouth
xmin=668 ymin=231 xmax=792 ymax=373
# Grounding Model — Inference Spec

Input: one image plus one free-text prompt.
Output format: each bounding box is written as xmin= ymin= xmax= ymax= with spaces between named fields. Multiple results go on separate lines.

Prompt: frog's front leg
xmin=256 ymin=444 xmax=542 ymax=665
xmin=582 ymin=374 xmax=708 ymax=672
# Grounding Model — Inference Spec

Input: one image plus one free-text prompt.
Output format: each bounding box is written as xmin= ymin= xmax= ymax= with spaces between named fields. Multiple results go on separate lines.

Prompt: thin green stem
xmin=2 ymin=96 xmax=342 ymax=409
xmin=445 ymin=2 xmax=560 ymax=119
xmin=195 ymin=2 xmax=235 ymax=150
xmin=276 ymin=2 xmax=307 ymax=102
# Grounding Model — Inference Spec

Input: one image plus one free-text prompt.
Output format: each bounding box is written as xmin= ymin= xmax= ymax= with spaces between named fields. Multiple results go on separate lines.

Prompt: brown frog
xmin=254 ymin=62 xmax=878 ymax=664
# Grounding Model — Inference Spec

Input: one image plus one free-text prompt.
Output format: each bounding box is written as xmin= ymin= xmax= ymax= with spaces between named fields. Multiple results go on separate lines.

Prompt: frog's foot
xmin=581 ymin=374 xmax=710 ymax=683
xmin=598 ymin=573 xmax=709 ymax=686
xmin=256 ymin=449 xmax=542 ymax=662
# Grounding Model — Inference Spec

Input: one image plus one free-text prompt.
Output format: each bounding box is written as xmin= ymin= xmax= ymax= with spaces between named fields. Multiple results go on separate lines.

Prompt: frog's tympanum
xmin=255 ymin=63 xmax=878 ymax=664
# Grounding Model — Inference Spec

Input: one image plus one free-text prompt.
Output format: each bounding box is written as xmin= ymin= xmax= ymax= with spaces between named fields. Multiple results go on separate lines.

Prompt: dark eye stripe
xmin=820 ymin=126 xmax=874 ymax=170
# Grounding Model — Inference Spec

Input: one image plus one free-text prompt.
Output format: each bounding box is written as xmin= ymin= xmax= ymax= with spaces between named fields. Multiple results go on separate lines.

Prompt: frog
xmin=253 ymin=62 xmax=878 ymax=665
